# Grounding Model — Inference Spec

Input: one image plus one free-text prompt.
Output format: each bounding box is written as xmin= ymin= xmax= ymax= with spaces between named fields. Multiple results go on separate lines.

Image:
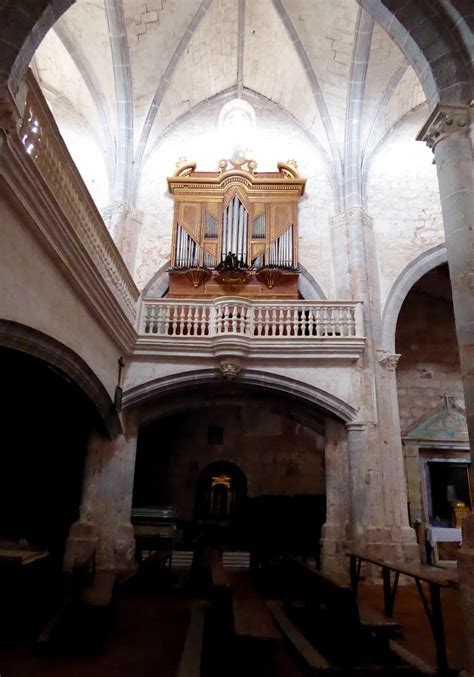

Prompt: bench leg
xmin=429 ymin=584 xmax=449 ymax=676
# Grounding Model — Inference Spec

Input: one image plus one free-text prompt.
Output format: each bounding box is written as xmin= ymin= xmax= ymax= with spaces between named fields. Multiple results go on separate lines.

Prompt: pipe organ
xmin=167 ymin=157 xmax=306 ymax=299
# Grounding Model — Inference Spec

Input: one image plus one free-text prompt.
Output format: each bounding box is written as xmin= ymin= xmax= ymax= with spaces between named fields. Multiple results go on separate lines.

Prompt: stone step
xmin=170 ymin=550 xmax=251 ymax=569
xmin=222 ymin=551 xmax=250 ymax=568
xmin=171 ymin=551 xmax=193 ymax=568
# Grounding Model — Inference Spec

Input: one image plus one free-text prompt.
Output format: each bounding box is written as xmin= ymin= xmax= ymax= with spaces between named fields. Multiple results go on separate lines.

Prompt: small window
xmin=208 ymin=426 xmax=223 ymax=445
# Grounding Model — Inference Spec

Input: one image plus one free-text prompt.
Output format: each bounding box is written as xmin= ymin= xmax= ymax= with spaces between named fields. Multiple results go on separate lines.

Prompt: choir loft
xmin=0 ymin=0 xmax=472 ymax=674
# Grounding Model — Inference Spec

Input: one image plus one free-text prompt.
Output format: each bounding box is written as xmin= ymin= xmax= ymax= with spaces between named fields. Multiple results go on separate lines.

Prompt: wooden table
xmin=348 ymin=551 xmax=457 ymax=675
xmin=0 ymin=548 xmax=49 ymax=566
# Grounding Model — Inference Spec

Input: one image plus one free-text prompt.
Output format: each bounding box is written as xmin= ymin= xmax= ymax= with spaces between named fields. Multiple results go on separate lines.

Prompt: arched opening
xmin=195 ymin=461 xmax=247 ymax=524
xmin=131 ymin=384 xmax=333 ymax=562
xmin=395 ymin=263 xmax=469 ymax=565
xmin=0 ymin=345 xmax=103 ymax=639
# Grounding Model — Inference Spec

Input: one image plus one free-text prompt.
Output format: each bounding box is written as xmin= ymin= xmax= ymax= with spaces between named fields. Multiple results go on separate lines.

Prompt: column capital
xmin=346 ymin=421 xmax=367 ymax=433
xmin=417 ymin=103 xmax=471 ymax=151
xmin=377 ymin=350 xmax=401 ymax=371
xmin=331 ymin=205 xmax=373 ymax=229
xmin=102 ymin=200 xmax=143 ymax=223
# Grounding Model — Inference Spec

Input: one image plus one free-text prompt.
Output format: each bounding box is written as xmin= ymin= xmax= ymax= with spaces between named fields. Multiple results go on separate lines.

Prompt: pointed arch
xmin=382 ymin=244 xmax=448 ymax=352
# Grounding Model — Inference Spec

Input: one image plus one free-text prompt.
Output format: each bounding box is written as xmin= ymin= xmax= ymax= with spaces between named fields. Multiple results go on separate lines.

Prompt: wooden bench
xmin=348 ymin=551 xmax=456 ymax=675
xmin=267 ymin=600 xmax=331 ymax=672
xmin=284 ymin=557 xmax=403 ymax=669
xmin=286 ymin=557 xmax=400 ymax=639
xmin=38 ymin=570 xmax=116 ymax=655
xmin=233 ymin=597 xmax=281 ymax=642
xmin=177 ymin=601 xmax=208 ymax=677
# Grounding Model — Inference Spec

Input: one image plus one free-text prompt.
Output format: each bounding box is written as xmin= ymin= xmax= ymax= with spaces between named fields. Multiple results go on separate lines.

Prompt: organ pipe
xmin=221 ymin=196 xmax=248 ymax=264
xmin=175 ymin=224 xmax=200 ymax=267
xmin=268 ymin=226 xmax=293 ymax=268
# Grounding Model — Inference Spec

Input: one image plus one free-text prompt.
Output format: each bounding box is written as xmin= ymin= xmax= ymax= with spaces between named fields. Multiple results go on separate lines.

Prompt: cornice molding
xmin=132 ymin=334 xmax=366 ymax=362
xmin=0 ymin=130 xmax=138 ymax=353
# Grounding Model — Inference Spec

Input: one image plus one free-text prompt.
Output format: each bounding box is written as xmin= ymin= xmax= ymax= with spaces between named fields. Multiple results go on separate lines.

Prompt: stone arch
xmin=381 ymin=243 xmax=448 ymax=352
xmin=0 ymin=1 xmax=75 ymax=95
xmin=2 ymin=2 xmax=472 ymax=108
xmin=0 ymin=319 xmax=121 ymax=436
xmin=122 ymin=368 xmax=358 ymax=425
xmin=357 ymin=0 xmax=473 ymax=107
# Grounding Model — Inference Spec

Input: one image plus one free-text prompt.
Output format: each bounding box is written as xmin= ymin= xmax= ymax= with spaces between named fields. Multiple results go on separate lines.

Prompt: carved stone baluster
xmin=263 ymin=307 xmax=269 ymax=336
xmin=232 ymin=304 xmax=238 ymax=333
xmin=171 ymin=305 xmax=178 ymax=336
xmin=157 ymin=304 xmax=165 ymax=335
xmin=254 ymin=306 xmax=261 ymax=336
xmin=186 ymin=304 xmax=193 ymax=336
xmin=247 ymin=305 xmax=254 ymax=336
xmin=143 ymin=305 xmax=151 ymax=334
xmin=223 ymin=304 xmax=230 ymax=334
xmin=277 ymin=306 xmax=284 ymax=336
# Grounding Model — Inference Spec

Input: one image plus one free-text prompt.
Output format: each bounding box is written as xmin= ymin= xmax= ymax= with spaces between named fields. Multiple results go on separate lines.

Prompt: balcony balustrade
xmin=138 ymin=297 xmax=365 ymax=361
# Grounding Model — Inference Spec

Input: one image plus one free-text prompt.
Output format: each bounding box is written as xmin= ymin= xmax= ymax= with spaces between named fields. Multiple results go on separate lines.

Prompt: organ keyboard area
xmin=167 ymin=158 xmax=306 ymax=299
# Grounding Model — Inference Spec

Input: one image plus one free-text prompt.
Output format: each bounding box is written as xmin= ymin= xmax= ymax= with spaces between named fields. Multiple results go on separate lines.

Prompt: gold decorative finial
xmin=176 ymin=157 xmax=188 ymax=169
xmin=287 ymin=159 xmax=298 ymax=171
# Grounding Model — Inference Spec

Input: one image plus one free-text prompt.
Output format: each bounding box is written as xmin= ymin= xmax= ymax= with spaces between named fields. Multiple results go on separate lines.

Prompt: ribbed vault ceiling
xmin=31 ymin=0 xmax=425 ymax=213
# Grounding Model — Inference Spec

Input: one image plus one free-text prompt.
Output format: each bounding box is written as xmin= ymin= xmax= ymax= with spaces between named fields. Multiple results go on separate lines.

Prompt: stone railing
xmin=16 ymin=71 xmax=138 ymax=324
xmin=140 ymin=298 xmax=364 ymax=339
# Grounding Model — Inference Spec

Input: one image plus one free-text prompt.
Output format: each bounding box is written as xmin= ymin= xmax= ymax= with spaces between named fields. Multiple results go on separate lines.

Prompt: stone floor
xmin=0 ymin=573 xmax=466 ymax=675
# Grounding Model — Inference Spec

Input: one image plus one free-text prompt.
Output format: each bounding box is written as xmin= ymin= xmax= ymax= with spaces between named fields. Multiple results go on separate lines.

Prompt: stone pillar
xmin=331 ymin=207 xmax=418 ymax=562
xmin=417 ymin=105 xmax=473 ymax=454
xmin=376 ymin=352 xmax=420 ymax=561
xmin=320 ymin=418 xmax=350 ymax=573
xmin=418 ymin=103 xmax=474 ymax=675
xmin=64 ymin=411 xmax=139 ymax=574
xmin=402 ymin=443 xmax=425 ymax=561
xmin=346 ymin=422 xmax=372 ymax=549
xmin=102 ymin=201 xmax=143 ymax=274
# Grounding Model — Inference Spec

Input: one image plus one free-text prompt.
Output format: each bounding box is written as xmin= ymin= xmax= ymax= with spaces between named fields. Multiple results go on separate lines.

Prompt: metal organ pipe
xmin=176 ymin=224 xmax=200 ymax=267
xmin=221 ymin=197 xmax=248 ymax=263
xmin=268 ymin=226 xmax=293 ymax=268
xmin=232 ymin=196 xmax=239 ymax=256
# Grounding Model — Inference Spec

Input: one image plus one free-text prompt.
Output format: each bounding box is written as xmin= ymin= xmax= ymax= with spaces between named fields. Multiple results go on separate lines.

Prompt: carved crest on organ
xmin=167 ymin=159 xmax=306 ymax=299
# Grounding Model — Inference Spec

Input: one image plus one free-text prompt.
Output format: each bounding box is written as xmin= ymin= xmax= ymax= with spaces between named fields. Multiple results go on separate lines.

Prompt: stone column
xmin=320 ymin=418 xmax=351 ymax=573
xmin=64 ymin=431 xmax=103 ymax=571
xmin=331 ymin=207 xmax=418 ymax=562
xmin=417 ymin=105 xmax=473 ymax=453
xmin=418 ymin=104 xmax=474 ymax=675
xmin=64 ymin=411 xmax=139 ymax=574
xmin=376 ymin=352 xmax=419 ymax=562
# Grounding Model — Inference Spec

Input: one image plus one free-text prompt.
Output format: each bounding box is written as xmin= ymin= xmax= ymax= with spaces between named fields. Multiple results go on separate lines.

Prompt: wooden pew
xmin=177 ymin=600 xmax=208 ymax=677
xmin=348 ymin=551 xmax=456 ymax=675
xmin=267 ymin=600 xmax=331 ymax=672
xmin=233 ymin=597 xmax=281 ymax=643
xmin=283 ymin=557 xmax=403 ymax=669
xmin=38 ymin=569 xmax=116 ymax=655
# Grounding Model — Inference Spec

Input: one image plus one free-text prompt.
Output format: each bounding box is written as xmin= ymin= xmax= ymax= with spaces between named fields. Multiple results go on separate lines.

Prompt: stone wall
xmin=396 ymin=268 xmax=464 ymax=432
xmin=0 ymin=194 xmax=123 ymax=399
xmin=133 ymin=404 xmax=326 ymax=520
